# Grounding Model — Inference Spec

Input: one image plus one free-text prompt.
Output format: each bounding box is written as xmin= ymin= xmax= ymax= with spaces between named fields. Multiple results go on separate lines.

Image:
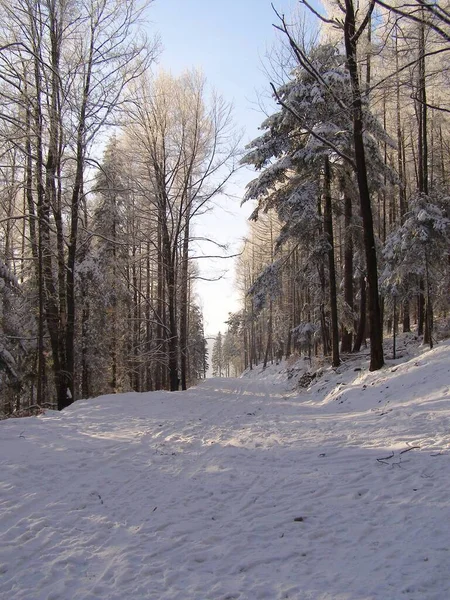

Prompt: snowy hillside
xmin=1 ymin=341 xmax=450 ymax=600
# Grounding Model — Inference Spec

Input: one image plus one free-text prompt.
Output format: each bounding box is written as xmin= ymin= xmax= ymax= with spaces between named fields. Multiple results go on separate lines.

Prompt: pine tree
xmin=382 ymin=192 xmax=450 ymax=348
xmin=242 ymin=42 xmax=392 ymax=369
xmin=212 ymin=332 xmax=224 ymax=377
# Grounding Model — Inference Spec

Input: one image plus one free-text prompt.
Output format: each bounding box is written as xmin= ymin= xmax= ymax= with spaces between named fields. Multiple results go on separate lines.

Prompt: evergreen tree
xmin=188 ymin=304 xmax=208 ymax=382
xmin=212 ymin=332 xmax=224 ymax=377
xmin=382 ymin=192 xmax=450 ymax=348
xmin=242 ymin=43 xmax=392 ymax=369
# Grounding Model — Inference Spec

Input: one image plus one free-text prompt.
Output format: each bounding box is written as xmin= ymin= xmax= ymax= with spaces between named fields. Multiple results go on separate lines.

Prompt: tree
xmin=243 ymin=37 xmax=391 ymax=369
xmin=212 ymin=332 xmax=224 ymax=377
xmin=188 ymin=304 xmax=208 ymax=382
xmin=382 ymin=192 xmax=450 ymax=348
xmin=375 ymin=0 xmax=450 ymax=47
xmin=0 ymin=0 xmax=157 ymax=409
xmin=275 ymin=1 xmax=384 ymax=370
xmin=78 ymin=137 xmax=131 ymax=397
xmin=127 ymin=70 xmax=238 ymax=390
xmin=0 ymin=259 xmax=22 ymax=413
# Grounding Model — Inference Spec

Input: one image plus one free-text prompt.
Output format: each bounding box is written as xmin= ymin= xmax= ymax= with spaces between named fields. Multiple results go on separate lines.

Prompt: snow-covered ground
xmin=1 ymin=341 xmax=450 ymax=600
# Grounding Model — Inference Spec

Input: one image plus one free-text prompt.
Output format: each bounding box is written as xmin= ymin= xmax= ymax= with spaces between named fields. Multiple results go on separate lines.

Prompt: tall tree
xmin=127 ymin=70 xmax=238 ymax=390
xmin=212 ymin=332 xmax=224 ymax=377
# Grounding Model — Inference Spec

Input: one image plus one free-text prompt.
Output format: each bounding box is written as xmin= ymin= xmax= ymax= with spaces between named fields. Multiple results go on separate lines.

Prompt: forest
xmin=1 ymin=0 xmax=450 ymax=414
xmin=212 ymin=0 xmax=450 ymax=381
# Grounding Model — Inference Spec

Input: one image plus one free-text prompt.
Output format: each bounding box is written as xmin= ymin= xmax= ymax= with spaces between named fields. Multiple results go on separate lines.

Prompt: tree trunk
xmin=179 ymin=205 xmax=191 ymax=390
xmin=81 ymin=287 xmax=90 ymax=399
xmin=155 ymin=225 xmax=164 ymax=390
xmin=423 ymin=249 xmax=433 ymax=348
xmin=263 ymin=300 xmax=273 ymax=369
xmin=341 ymin=191 xmax=354 ymax=353
xmin=161 ymin=217 xmax=179 ymax=391
xmin=344 ymin=0 xmax=384 ymax=370
xmin=353 ymin=275 xmax=367 ymax=353
xmin=323 ymin=157 xmax=340 ymax=367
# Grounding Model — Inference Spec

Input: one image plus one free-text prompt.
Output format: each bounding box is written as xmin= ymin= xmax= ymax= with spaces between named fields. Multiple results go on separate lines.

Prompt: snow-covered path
xmin=1 ymin=344 xmax=450 ymax=599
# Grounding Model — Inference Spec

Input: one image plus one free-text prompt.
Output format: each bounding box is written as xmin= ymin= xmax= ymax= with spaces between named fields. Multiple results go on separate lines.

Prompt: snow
xmin=2 ymin=341 xmax=450 ymax=599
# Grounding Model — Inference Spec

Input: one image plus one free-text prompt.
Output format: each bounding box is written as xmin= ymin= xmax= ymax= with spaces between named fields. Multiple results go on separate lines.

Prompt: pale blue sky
xmin=148 ymin=0 xmax=305 ymax=336
xmin=150 ymin=0 xmax=296 ymax=110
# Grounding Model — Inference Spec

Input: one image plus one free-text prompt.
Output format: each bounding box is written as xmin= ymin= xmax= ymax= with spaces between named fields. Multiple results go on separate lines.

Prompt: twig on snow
xmin=400 ymin=445 xmax=421 ymax=455
xmin=377 ymin=451 xmax=395 ymax=464
xmin=377 ymin=445 xmax=420 ymax=466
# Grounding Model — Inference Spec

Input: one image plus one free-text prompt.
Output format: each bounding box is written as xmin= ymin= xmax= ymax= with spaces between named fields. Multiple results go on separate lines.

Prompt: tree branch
xmin=270 ymin=82 xmax=357 ymax=169
xmin=353 ymin=0 xmax=375 ymax=43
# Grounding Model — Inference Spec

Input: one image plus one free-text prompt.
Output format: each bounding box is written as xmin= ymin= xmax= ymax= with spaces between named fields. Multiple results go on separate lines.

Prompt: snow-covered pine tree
xmin=77 ymin=137 xmax=132 ymax=397
xmin=242 ymin=42 xmax=393 ymax=368
xmin=382 ymin=192 xmax=450 ymax=348
xmin=212 ymin=332 xmax=224 ymax=377
xmin=188 ymin=304 xmax=208 ymax=383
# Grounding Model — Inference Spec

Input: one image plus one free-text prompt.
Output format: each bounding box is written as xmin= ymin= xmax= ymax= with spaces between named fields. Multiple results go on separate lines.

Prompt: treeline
xmin=0 ymin=0 xmax=237 ymax=414
xmin=218 ymin=0 xmax=450 ymax=377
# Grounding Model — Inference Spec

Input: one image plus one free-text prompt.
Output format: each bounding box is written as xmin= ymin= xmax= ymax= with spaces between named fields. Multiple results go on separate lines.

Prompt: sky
xmin=148 ymin=0 xmax=302 ymax=337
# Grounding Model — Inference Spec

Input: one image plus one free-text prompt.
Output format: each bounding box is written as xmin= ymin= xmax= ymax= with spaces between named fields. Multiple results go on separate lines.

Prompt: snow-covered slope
xmin=1 ymin=342 xmax=450 ymax=600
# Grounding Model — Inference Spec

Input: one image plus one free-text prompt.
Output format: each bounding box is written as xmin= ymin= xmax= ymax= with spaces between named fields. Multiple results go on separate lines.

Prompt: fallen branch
xmin=377 ymin=451 xmax=395 ymax=464
xmin=400 ymin=445 xmax=421 ymax=455
xmin=377 ymin=445 xmax=420 ymax=466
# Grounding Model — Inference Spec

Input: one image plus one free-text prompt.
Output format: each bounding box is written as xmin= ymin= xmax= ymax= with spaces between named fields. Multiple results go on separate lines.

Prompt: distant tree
xmin=188 ymin=304 xmax=208 ymax=382
xmin=212 ymin=332 xmax=224 ymax=377
xmin=222 ymin=328 xmax=241 ymax=376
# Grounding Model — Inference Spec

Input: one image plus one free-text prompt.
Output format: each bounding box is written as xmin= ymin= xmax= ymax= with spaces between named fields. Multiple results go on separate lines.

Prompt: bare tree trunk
xmin=324 ymin=157 xmax=340 ymax=367
xmin=159 ymin=212 xmax=179 ymax=391
xmin=341 ymin=190 xmax=354 ymax=353
xmin=179 ymin=205 xmax=190 ymax=390
xmin=30 ymin=19 xmax=65 ymax=407
xmin=145 ymin=241 xmax=153 ymax=391
xmin=353 ymin=276 xmax=367 ymax=353
xmin=317 ymin=197 xmax=330 ymax=357
xmin=344 ymin=0 xmax=384 ymax=370
xmin=417 ymin=16 xmax=433 ymax=347
xmin=263 ymin=300 xmax=273 ymax=369
xmin=25 ymin=98 xmax=45 ymax=405
xmin=81 ymin=288 xmax=90 ymax=399
xmin=64 ymin=24 xmax=95 ymax=407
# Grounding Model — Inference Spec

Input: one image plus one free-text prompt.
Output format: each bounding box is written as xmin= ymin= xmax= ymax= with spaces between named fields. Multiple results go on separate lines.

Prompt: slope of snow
xmin=1 ymin=342 xmax=450 ymax=599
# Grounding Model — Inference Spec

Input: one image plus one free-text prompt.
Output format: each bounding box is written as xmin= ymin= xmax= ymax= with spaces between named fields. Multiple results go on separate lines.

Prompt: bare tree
xmin=126 ymin=70 xmax=239 ymax=390
xmin=0 ymin=0 xmax=157 ymax=409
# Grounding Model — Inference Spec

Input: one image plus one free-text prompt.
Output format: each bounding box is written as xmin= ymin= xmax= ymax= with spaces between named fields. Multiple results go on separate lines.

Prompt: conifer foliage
xmin=225 ymin=1 xmax=450 ymax=374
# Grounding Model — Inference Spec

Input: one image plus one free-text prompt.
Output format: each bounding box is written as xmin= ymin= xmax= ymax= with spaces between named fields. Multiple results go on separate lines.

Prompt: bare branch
xmin=353 ymin=0 xmax=376 ymax=43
